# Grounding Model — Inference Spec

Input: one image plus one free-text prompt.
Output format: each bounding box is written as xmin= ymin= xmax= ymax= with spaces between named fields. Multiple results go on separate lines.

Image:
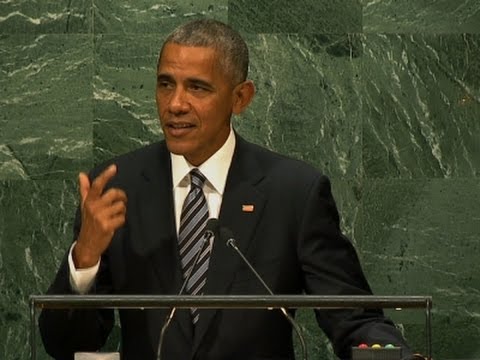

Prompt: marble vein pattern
xmin=0 ymin=0 xmax=92 ymax=34
xmin=0 ymin=180 xmax=78 ymax=359
xmin=236 ymin=33 xmax=363 ymax=179
xmin=362 ymin=34 xmax=480 ymax=178
xmin=93 ymin=34 xmax=163 ymax=165
xmin=229 ymin=0 xmax=362 ymax=33
xmin=361 ymin=178 xmax=480 ymax=358
xmin=0 ymin=34 xmax=93 ymax=180
xmin=94 ymin=0 xmax=228 ymax=34
xmin=362 ymin=0 xmax=480 ymax=33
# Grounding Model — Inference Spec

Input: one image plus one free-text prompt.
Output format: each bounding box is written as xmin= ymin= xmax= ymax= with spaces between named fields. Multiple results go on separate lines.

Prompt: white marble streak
xmin=0 ymin=145 xmax=28 ymax=179
xmin=0 ymin=10 xmax=84 ymax=25
xmin=94 ymin=76 xmax=161 ymax=136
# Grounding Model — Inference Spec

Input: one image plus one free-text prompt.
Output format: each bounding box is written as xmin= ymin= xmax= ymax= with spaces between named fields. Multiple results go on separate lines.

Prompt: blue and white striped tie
xmin=178 ymin=168 xmax=210 ymax=324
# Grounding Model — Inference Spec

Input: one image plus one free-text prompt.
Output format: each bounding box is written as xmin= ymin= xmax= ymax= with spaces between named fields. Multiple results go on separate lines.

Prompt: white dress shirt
xmin=68 ymin=128 xmax=236 ymax=294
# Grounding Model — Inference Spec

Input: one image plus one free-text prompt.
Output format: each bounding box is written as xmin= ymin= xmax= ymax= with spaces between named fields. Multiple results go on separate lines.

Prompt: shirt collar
xmin=171 ymin=128 xmax=236 ymax=195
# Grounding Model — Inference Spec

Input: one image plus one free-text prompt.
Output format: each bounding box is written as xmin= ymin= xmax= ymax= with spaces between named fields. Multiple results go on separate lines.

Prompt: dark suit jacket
xmin=39 ymin=135 xmax=411 ymax=360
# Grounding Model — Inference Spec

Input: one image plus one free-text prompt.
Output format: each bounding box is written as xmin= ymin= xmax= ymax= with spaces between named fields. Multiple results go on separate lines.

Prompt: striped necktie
xmin=178 ymin=168 xmax=210 ymax=323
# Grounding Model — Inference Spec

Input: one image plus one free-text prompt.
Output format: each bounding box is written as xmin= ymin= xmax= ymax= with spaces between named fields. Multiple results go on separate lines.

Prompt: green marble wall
xmin=1 ymin=1 xmax=479 ymax=359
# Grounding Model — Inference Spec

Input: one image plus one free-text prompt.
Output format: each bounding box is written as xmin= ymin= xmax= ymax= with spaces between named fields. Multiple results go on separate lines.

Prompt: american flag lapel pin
xmin=242 ymin=204 xmax=254 ymax=213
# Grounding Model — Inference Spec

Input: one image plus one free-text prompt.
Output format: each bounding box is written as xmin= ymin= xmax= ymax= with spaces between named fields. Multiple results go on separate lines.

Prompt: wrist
xmin=73 ymin=242 xmax=101 ymax=269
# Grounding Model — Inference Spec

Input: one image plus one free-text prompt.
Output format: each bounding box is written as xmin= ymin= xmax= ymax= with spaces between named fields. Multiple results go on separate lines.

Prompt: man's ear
xmin=232 ymin=80 xmax=256 ymax=115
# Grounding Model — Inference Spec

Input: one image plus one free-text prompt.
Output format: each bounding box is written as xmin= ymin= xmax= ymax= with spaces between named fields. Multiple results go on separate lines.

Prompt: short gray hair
xmin=159 ymin=19 xmax=249 ymax=85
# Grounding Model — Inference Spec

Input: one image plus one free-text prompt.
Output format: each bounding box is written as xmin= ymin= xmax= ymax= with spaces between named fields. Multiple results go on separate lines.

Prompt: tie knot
xmin=190 ymin=168 xmax=206 ymax=189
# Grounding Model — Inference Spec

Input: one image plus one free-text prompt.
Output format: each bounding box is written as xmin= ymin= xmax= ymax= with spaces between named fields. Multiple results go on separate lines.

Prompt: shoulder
xmin=238 ymin=136 xmax=325 ymax=183
xmin=236 ymin=136 xmax=338 ymax=221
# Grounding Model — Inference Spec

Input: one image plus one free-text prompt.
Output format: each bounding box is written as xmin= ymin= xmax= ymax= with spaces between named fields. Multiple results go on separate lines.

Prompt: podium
xmin=30 ymin=294 xmax=432 ymax=359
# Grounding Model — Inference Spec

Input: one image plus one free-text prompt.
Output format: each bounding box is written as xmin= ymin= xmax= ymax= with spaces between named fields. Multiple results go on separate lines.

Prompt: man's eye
xmin=158 ymin=81 xmax=173 ymax=89
xmin=190 ymin=84 xmax=205 ymax=91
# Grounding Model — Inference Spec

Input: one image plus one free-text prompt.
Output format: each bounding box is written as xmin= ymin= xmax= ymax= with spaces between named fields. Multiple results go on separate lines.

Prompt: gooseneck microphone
xmin=221 ymin=227 xmax=308 ymax=360
xmin=156 ymin=218 xmax=219 ymax=360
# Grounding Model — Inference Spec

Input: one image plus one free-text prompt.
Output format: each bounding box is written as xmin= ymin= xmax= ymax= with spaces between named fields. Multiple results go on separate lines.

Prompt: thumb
xmin=78 ymin=172 xmax=91 ymax=207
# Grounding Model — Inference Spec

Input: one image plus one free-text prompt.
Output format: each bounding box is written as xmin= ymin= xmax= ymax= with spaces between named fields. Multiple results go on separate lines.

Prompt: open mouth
xmin=166 ymin=122 xmax=196 ymax=136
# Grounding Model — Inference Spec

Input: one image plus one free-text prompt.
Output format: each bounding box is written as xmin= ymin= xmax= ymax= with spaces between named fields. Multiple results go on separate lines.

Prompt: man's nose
xmin=168 ymin=88 xmax=190 ymax=114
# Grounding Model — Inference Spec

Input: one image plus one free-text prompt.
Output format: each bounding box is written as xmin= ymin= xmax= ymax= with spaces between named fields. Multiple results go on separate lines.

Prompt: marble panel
xmin=362 ymin=0 xmax=480 ymax=34
xmin=361 ymin=178 xmax=480 ymax=358
xmin=362 ymin=34 xmax=480 ymax=178
xmin=229 ymin=0 xmax=362 ymax=34
xmin=293 ymin=308 xmax=335 ymax=360
xmin=235 ymin=34 xmax=363 ymax=179
xmin=0 ymin=34 xmax=94 ymax=180
xmin=93 ymin=0 xmax=227 ymax=34
xmin=0 ymin=180 xmax=79 ymax=359
xmin=93 ymin=34 xmax=163 ymax=165
xmin=0 ymin=0 xmax=92 ymax=34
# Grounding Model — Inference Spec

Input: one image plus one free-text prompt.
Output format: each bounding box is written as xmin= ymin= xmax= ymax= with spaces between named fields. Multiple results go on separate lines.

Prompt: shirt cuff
xmin=68 ymin=242 xmax=100 ymax=294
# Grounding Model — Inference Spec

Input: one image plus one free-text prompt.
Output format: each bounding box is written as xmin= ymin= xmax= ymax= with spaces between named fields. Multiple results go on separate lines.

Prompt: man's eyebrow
xmin=157 ymin=73 xmax=173 ymax=82
xmin=187 ymin=77 xmax=214 ymax=89
xmin=156 ymin=74 xmax=214 ymax=89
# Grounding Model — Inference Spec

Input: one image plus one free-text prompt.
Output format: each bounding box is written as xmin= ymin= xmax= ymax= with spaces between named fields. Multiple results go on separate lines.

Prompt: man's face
xmin=156 ymin=43 xmax=238 ymax=166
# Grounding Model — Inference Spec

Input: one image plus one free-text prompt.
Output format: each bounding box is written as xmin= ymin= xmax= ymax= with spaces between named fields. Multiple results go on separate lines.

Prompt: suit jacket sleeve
xmin=38 ymin=190 xmax=115 ymax=360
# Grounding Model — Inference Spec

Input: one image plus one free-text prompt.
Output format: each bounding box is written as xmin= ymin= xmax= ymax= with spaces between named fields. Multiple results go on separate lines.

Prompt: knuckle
xmin=99 ymin=221 xmax=111 ymax=233
xmin=116 ymin=189 xmax=127 ymax=199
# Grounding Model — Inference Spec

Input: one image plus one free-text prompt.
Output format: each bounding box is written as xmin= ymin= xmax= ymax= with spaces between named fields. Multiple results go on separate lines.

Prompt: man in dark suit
xmin=39 ymin=19 xmax=414 ymax=360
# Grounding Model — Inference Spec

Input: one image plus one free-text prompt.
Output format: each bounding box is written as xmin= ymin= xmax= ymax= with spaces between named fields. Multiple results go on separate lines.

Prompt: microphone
xmin=156 ymin=218 xmax=219 ymax=360
xmin=221 ymin=227 xmax=308 ymax=360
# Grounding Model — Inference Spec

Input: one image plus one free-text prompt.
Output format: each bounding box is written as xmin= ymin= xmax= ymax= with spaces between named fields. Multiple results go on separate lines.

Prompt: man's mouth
xmin=165 ymin=122 xmax=196 ymax=137
xmin=169 ymin=123 xmax=195 ymax=129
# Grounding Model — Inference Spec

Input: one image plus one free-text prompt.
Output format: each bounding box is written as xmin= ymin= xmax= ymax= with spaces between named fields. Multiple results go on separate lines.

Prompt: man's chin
xmin=165 ymin=139 xmax=193 ymax=156
xmin=165 ymin=144 xmax=188 ymax=157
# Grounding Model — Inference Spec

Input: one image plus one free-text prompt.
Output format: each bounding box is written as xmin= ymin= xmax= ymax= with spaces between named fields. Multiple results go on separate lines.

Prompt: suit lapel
xmin=192 ymin=136 xmax=267 ymax=353
xmin=136 ymin=142 xmax=194 ymax=343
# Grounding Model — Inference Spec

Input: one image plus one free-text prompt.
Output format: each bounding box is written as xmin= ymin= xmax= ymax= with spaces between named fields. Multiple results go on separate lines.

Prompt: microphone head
xmin=219 ymin=227 xmax=236 ymax=247
xmin=203 ymin=218 xmax=218 ymax=242
xmin=205 ymin=218 xmax=219 ymax=232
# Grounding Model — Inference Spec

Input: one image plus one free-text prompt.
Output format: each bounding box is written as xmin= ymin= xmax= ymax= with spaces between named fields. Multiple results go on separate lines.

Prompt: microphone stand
xmin=156 ymin=220 xmax=217 ymax=360
xmin=226 ymin=236 xmax=308 ymax=360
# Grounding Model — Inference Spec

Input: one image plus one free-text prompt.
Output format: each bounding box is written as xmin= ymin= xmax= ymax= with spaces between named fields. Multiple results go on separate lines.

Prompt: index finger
xmin=89 ymin=164 xmax=118 ymax=199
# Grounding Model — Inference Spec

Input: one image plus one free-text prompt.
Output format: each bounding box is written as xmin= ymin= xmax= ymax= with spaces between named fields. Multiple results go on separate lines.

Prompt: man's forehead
xmin=158 ymin=43 xmax=219 ymax=67
xmin=156 ymin=44 xmax=228 ymax=84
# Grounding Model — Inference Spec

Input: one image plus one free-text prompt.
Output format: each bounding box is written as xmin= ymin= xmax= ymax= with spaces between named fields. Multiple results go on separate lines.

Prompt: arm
xmin=38 ymin=244 xmax=115 ymax=359
xmin=297 ymin=174 xmax=413 ymax=359
xmin=39 ymin=165 xmax=126 ymax=359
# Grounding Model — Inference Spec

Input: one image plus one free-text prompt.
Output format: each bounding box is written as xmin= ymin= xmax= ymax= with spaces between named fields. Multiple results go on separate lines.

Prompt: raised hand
xmin=73 ymin=164 xmax=127 ymax=269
